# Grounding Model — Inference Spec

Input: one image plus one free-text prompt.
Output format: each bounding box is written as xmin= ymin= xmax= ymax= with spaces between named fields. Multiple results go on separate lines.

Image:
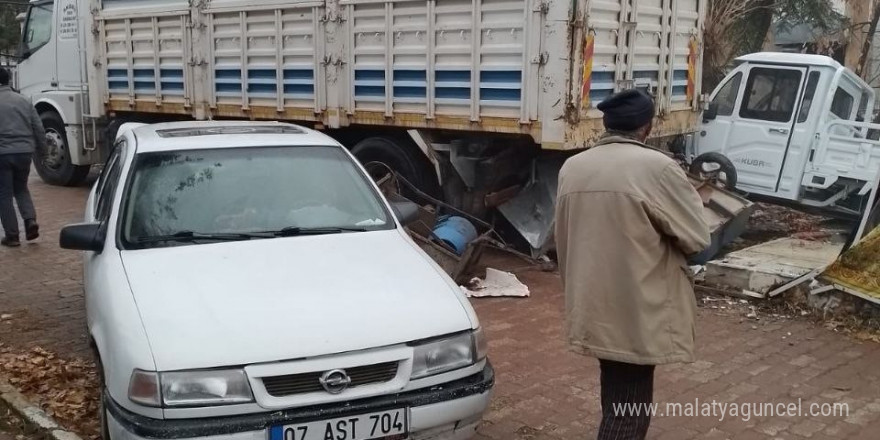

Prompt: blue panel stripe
xmin=107 ymin=69 xmax=127 ymax=77
xmin=133 ymin=69 xmax=154 ymax=78
xmin=161 ymin=82 xmax=185 ymax=91
xmin=436 ymin=87 xmax=469 ymax=99
xmin=108 ymin=81 xmax=128 ymax=90
xmin=216 ymin=83 xmax=241 ymax=92
xmin=160 ymin=69 xmax=184 ymax=78
xmin=284 ymin=69 xmax=314 ymax=80
xmin=634 ymin=71 xmax=659 ymax=80
xmin=355 ymin=85 xmax=384 ymax=97
xmin=481 ymin=70 xmax=521 ymax=83
xmin=393 ymin=86 xmax=426 ymax=98
xmin=355 ymin=70 xmax=384 ymax=80
xmin=480 ymin=88 xmax=520 ymax=101
xmin=216 ymin=69 xmax=242 ymax=79
xmin=673 ymin=70 xmax=689 ymax=80
xmin=592 ymin=71 xmax=615 ymax=83
xmin=394 ymin=70 xmax=426 ymax=81
xmin=672 ymin=85 xmax=688 ymax=96
xmin=436 ymin=70 xmax=470 ymax=82
xmin=248 ymin=69 xmax=275 ymax=79
xmin=284 ymin=84 xmax=314 ymax=94
xmin=134 ymin=81 xmax=155 ymax=91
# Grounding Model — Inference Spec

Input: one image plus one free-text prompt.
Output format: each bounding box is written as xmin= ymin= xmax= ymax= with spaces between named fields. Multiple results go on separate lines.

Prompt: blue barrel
xmin=432 ymin=216 xmax=478 ymax=256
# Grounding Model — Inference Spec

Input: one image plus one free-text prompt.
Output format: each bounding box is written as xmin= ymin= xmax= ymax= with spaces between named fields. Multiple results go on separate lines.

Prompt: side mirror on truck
xmin=703 ymin=102 xmax=719 ymax=122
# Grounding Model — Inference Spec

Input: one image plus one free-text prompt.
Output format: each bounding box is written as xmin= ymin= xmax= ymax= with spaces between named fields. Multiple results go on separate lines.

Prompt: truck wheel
xmin=689 ymin=152 xmax=738 ymax=189
xmin=34 ymin=112 xmax=91 ymax=187
xmin=351 ymin=137 xmax=439 ymax=198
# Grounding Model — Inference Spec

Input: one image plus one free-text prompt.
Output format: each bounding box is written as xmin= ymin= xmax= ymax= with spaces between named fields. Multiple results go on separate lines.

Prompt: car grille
xmin=261 ymin=362 xmax=399 ymax=397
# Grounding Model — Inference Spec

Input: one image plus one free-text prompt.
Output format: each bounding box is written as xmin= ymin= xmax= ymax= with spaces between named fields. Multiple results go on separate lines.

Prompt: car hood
xmin=120 ymin=230 xmax=474 ymax=371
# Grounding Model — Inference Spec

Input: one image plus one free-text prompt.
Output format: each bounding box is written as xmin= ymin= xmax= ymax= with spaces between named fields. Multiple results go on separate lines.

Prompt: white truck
xmin=693 ymin=52 xmax=880 ymax=220
xmin=13 ymin=0 xmax=877 ymax=253
xmin=15 ymin=0 xmax=707 ymax=254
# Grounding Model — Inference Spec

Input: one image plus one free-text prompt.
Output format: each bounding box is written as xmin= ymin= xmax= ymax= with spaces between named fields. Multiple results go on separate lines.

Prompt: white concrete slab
xmin=704 ymin=237 xmax=846 ymax=296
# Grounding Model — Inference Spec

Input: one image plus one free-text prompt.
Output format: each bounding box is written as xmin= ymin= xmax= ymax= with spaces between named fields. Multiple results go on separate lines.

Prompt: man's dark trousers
xmin=598 ymin=359 xmax=656 ymax=440
xmin=0 ymin=153 xmax=37 ymax=237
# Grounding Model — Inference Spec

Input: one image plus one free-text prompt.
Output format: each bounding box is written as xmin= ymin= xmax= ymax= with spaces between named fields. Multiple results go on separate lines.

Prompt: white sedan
xmin=60 ymin=121 xmax=492 ymax=440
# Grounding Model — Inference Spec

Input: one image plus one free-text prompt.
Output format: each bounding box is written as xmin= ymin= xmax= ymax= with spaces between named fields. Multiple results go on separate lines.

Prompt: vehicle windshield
xmin=121 ymin=146 xmax=393 ymax=248
xmin=22 ymin=2 xmax=53 ymax=56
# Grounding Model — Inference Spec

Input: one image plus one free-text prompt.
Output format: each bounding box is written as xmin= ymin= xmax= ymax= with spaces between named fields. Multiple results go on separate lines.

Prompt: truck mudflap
xmin=496 ymin=165 xmax=755 ymax=262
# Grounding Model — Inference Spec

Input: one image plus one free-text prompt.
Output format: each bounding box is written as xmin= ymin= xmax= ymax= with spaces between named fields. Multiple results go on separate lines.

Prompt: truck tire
xmin=351 ymin=137 xmax=439 ymax=198
xmin=34 ymin=112 xmax=91 ymax=187
xmin=689 ymin=152 xmax=738 ymax=189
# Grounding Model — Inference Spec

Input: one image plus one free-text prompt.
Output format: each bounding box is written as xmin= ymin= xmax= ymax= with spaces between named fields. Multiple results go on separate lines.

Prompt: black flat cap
xmin=597 ymin=89 xmax=655 ymax=131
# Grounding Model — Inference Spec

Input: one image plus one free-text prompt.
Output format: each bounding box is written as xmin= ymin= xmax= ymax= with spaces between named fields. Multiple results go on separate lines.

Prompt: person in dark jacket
xmin=0 ymin=68 xmax=41 ymax=247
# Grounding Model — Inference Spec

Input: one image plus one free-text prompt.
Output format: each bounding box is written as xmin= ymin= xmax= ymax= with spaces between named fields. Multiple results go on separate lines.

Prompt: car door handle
xmin=769 ymin=128 xmax=790 ymax=135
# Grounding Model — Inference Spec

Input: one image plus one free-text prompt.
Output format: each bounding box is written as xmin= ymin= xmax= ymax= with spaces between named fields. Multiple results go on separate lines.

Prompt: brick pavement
xmin=2 ymin=173 xmax=880 ymax=439
xmin=0 ymin=172 xmax=94 ymax=359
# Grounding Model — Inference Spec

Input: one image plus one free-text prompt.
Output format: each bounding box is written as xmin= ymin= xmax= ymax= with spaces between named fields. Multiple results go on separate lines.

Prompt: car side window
xmin=830 ymin=88 xmax=855 ymax=120
xmin=711 ymin=72 xmax=742 ymax=117
xmin=94 ymin=142 xmax=126 ymax=221
xmin=740 ymin=68 xmax=803 ymax=122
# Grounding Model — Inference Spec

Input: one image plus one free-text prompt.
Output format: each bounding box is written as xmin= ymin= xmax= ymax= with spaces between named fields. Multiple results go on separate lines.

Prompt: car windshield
xmin=122 ymin=146 xmax=393 ymax=248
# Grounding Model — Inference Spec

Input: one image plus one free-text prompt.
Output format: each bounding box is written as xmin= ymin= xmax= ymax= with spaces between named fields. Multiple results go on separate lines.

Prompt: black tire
xmin=351 ymin=137 xmax=439 ymax=199
xmin=689 ymin=152 xmax=738 ymax=189
xmin=33 ymin=112 xmax=91 ymax=186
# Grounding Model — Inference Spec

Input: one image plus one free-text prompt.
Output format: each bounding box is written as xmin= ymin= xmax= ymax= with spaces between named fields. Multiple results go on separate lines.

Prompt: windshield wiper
xmin=267 ymin=226 xmax=369 ymax=237
xmin=134 ymin=230 xmax=272 ymax=244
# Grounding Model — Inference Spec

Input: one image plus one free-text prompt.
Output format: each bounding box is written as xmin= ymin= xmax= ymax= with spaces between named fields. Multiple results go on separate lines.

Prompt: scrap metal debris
xmin=461 ymin=268 xmax=530 ymax=298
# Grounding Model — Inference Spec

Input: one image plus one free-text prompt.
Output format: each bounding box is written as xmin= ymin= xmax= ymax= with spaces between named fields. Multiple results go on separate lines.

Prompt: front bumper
xmin=107 ymin=364 xmax=493 ymax=440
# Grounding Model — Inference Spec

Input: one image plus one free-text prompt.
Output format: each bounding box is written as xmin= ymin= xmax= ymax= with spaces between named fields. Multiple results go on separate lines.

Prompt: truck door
xmin=54 ymin=0 xmax=83 ymax=90
xmin=698 ymin=69 xmax=744 ymax=157
xmin=722 ymin=65 xmax=808 ymax=193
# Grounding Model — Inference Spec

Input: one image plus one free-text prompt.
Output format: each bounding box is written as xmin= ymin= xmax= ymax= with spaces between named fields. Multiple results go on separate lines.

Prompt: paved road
xmin=1 ymin=174 xmax=880 ymax=439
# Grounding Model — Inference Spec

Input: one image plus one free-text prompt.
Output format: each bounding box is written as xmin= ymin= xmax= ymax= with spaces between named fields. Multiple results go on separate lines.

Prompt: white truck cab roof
xmin=735 ymin=52 xmax=873 ymax=91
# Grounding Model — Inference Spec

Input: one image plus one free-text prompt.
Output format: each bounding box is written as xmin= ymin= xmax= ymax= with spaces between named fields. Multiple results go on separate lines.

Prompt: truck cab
xmin=16 ymin=0 xmax=98 ymax=186
xmin=694 ymin=53 xmax=880 ymax=219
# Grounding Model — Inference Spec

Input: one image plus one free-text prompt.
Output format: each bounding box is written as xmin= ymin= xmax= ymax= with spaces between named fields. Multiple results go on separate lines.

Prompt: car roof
xmin=127 ymin=121 xmax=341 ymax=153
xmin=735 ymin=52 xmax=844 ymax=69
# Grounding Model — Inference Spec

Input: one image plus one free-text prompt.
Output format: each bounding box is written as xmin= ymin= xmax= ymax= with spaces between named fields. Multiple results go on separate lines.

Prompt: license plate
xmin=269 ymin=408 xmax=408 ymax=440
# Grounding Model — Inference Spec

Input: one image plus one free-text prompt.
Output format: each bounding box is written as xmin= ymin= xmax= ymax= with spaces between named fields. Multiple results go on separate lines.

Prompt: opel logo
xmin=319 ymin=369 xmax=352 ymax=394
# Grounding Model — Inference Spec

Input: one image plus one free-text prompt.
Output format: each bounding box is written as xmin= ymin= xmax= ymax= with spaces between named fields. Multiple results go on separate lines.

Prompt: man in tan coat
xmin=555 ymin=89 xmax=710 ymax=439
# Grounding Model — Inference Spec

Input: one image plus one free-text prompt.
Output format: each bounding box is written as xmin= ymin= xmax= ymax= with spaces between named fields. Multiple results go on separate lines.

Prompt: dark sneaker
xmin=25 ymin=220 xmax=39 ymax=241
xmin=1 ymin=236 xmax=20 ymax=247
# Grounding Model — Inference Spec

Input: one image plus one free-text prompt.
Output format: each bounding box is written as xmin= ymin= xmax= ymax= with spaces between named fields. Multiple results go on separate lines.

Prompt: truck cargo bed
xmin=91 ymin=0 xmax=705 ymax=149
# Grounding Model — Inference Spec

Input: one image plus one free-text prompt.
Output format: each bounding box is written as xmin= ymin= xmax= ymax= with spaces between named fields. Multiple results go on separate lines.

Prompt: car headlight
xmin=410 ymin=329 xmax=487 ymax=379
xmin=128 ymin=368 xmax=254 ymax=407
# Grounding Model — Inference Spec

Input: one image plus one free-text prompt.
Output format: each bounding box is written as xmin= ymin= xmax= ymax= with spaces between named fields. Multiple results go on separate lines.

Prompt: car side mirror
xmin=703 ymin=102 xmax=719 ymax=122
xmin=60 ymin=223 xmax=105 ymax=252
xmin=391 ymin=200 xmax=420 ymax=226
